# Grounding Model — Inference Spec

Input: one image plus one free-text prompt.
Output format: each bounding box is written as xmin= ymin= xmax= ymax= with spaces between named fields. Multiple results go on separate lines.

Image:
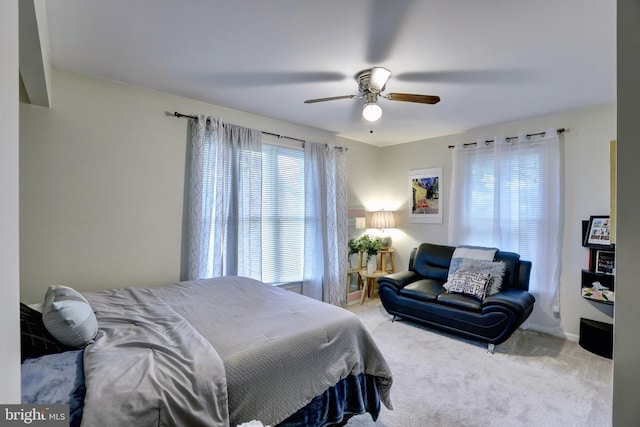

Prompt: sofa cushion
xmin=436 ymin=291 xmax=483 ymax=312
xmin=494 ymin=251 xmax=521 ymax=289
xmin=412 ymin=243 xmax=456 ymax=281
xmin=447 ymin=270 xmax=492 ymax=300
xmin=445 ymin=245 xmax=498 ymax=286
xmin=399 ymin=279 xmax=445 ymax=302
xmin=456 ymin=258 xmax=507 ymax=296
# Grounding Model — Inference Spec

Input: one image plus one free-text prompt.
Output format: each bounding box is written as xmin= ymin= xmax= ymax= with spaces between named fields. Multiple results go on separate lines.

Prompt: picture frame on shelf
xmin=583 ymin=215 xmax=612 ymax=247
xmin=409 ymin=167 xmax=443 ymax=224
xmin=595 ymin=250 xmax=615 ymax=275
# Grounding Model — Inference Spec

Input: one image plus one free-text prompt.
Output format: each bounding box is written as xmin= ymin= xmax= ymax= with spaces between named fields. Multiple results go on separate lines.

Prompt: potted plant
xmin=357 ymin=234 xmax=383 ymax=273
xmin=348 ymin=237 xmax=362 ymax=269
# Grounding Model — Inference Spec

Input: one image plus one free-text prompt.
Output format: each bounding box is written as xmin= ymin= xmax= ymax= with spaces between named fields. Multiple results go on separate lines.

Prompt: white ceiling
xmin=44 ymin=0 xmax=616 ymax=146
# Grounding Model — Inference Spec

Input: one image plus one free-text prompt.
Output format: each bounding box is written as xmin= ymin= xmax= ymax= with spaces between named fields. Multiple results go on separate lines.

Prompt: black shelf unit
xmin=581 ymin=220 xmax=615 ymax=305
xmin=579 ymin=219 xmax=614 ymax=359
xmin=580 ymin=270 xmax=614 ymax=305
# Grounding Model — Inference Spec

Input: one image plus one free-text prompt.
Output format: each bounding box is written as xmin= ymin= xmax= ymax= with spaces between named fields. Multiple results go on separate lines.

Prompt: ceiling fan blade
xmin=384 ymin=93 xmax=441 ymax=104
xmin=396 ymin=70 xmax=536 ymax=84
xmin=199 ymin=71 xmax=347 ymax=86
xmin=366 ymin=0 xmax=416 ymax=63
xmin=368 ymin=67 xmax=391 ymax=93
xmin=304 ymin=95 xmax=358 ymax=104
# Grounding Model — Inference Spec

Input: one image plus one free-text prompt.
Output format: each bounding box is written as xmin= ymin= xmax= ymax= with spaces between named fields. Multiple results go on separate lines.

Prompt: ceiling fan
xmin=304 ymin=67 xmax=440 ymax=122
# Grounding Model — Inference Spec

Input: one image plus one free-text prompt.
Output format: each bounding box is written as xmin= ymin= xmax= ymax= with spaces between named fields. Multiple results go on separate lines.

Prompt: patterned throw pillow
xmin=444 ymin=245 xmax=498 ymax=290
xmin=20 ymin=303 xmax=72 ymax=361
xmin=457 ymin=258 xmax=506 ymax=296
xmin=447 ymin=270 xmax=492 ymax=300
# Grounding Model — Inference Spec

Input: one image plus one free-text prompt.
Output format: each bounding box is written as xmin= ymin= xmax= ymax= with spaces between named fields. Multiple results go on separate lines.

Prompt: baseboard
xmin=564 ymin=332 xmax=579 ymax=342
xmin=522 ymin=327 xmax=579 ymax=342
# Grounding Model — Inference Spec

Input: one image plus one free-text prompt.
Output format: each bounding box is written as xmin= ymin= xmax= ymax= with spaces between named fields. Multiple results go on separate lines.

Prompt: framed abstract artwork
xmin=409 ymin=167 xmax=443 ymax=223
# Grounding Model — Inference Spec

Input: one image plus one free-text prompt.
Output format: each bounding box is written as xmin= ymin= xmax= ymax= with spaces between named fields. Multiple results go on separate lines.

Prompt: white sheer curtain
xmin=187 ymin=115 xmax=262 ymax=280
xmin=187 ymin=116 xmax=348 ymax=305
xmin=303 ymin=141 xmax=348 ymax=305
xmin=449 ymin=129 xmax=563 ymax=335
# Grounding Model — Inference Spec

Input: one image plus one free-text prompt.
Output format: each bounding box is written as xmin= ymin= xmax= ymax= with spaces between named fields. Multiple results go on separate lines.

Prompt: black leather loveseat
xmin=378 ymin=243 xmax=535 ymax=351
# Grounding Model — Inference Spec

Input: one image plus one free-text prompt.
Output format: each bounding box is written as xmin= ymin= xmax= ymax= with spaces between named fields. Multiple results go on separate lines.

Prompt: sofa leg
xmin=487 ymin=343 xmax=496 ymax=354
xmin=390 ymin=315 xmax=397 ymax=322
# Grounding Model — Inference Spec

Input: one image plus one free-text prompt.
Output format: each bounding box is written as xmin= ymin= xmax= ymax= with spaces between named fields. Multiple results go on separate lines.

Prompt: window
xmin=200 ymin=138 xmax=306 ymax=285
xmin=190 ymin=120 xmax=346 ymax=302
xmin=260 ymin=144 xmax=305 ymax=284
xmin=450 ymin=132 xmax=562 ymax=333
xmin=459 ymin=145 xmax=546 ymax=268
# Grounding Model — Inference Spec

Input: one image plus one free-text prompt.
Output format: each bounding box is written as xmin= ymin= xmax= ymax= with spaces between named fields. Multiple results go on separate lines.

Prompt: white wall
xmin=613 ymin=0 xmax=640 ymax=423
xmin=0 ymin=0 xmax=22 ymax=404
xmin=20 ymin=68 xmax=363 ymax=303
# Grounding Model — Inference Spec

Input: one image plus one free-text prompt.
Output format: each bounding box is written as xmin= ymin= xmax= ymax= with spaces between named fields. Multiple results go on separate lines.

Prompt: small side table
xmin=359 ymin=270 xmax=388 ymax=304
xmin=378 ymin=250 xmax=395 ymax=273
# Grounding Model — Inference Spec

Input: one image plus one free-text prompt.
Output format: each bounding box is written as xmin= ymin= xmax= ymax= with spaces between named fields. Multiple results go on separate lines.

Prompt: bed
xmin=21 ymin=277 xmax=393 ymax=427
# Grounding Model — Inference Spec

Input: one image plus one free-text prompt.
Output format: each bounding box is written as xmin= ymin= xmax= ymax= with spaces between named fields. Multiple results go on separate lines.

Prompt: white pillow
xmin=42 ymin=285 xmax=98 ymax=348
xmin=444 ymin=245 xmax=498 ymax=289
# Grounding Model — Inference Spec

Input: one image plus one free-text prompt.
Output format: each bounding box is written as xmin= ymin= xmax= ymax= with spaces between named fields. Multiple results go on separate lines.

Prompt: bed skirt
xmin=22 ymin=351 xmax=381 ymax=427
xmin=278 ymin=373 xmax=381 ymax=426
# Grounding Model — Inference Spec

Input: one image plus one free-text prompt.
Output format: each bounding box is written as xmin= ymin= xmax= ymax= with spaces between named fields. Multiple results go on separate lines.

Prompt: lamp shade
xmin=368 ymin=67 xmax=392 ymax=93
xmin=370 ymin=210 xmax=395 ymax=230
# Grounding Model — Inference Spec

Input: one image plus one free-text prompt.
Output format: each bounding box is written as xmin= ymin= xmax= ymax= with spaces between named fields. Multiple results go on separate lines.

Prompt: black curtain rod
xmin=447 ymin=128 xmax=566 ymax=149
xmin=173 ymin=111 xmax=346 ymax=150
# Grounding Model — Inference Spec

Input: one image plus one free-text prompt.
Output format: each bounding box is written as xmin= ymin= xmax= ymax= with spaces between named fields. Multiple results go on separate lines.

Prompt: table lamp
xmin=370 ymin=210 xmax=395 ymax=250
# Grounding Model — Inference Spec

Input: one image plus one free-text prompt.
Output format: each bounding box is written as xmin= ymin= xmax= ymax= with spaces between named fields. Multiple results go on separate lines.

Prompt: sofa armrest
xmin=377 ymin=270 xmax=421 ymax=291
xmin=482 ymin=288 xmax=535 ymax=313
xmin=517 ymin=260 xmax=532 ymax=291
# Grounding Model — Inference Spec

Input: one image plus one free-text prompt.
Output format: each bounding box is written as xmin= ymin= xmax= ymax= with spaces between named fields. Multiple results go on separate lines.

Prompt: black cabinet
xmin=579 ymin=318 xmax=613 ymax=359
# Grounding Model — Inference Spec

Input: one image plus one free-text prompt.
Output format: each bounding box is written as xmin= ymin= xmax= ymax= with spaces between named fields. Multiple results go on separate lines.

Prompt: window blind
xmin=260 ymin=144 xmax=305 ymax=284
xmin=456 ymin=144 xmax=550 ymax=294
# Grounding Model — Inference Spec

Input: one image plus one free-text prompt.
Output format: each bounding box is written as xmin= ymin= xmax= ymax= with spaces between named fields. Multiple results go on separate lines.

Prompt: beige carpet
xmin=345 ymin=299 xmax=612 ymax=427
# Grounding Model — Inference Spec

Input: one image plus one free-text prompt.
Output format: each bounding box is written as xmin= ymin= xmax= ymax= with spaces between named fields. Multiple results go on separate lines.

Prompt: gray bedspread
xmin=82 ymin=277 xmax=393 ymax=426
xmin=82 ymin=287 xmax=229 ymax=427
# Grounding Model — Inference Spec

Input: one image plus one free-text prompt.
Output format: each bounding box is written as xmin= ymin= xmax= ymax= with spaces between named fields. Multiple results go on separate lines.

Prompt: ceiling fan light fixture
xmin=362 ymin=102 xmax=382 ymax=122
xmin=303 ymin=67 xmax=441 ymax=122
